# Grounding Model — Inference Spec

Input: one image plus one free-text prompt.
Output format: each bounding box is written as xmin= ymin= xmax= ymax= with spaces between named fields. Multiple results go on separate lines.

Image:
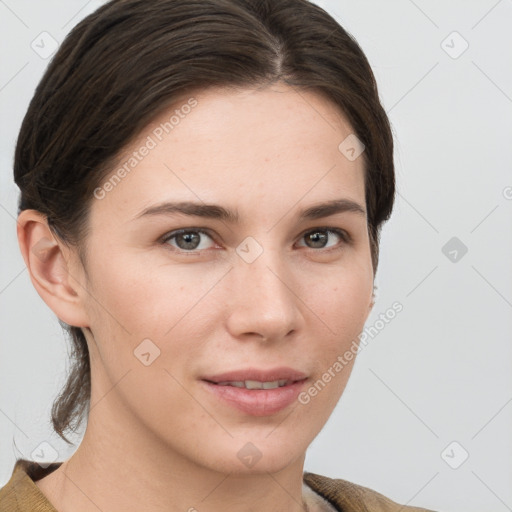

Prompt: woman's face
xmin=75 ymin=83 xmax=374 ymax=474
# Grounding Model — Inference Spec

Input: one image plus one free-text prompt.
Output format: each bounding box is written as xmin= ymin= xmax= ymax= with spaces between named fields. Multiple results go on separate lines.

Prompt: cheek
xmin=83 ymin=251 xmax=220 ymax=376
xmin=305 ymin=266 xmax=372 ymax=395
xmin=82 ymin=256 xmax=209 ymax=422
xmin=313 ymin=267 xmax=372 ymax=337
xmin=86 ymin=249 xmax=194 ymax=332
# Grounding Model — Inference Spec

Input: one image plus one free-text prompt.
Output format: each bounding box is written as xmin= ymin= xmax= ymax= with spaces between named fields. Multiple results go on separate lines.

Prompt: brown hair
xmin=14 ymin=0 xmax=395 ymax=444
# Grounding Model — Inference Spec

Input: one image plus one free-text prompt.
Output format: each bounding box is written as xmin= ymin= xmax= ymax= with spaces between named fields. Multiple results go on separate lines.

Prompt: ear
xmin=16 ymin=210 xmax=90 ymax=328
xmin=367 ymin=285 xmax=375 ymax=315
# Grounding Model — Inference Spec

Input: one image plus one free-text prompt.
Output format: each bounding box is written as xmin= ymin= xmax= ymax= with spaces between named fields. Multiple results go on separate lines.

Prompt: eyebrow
xmin=135 ymin=198 xmax=366 ymax=223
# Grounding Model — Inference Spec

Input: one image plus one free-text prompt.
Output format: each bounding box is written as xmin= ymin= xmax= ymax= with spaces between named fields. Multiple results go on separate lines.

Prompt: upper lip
xmin=202 ymin=367 xmax=308 ymax=383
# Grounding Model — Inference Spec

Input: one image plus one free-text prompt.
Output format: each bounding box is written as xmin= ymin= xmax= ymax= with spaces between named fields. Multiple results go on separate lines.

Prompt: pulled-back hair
xmin=14 ymin=0 xmax=395 ymax=444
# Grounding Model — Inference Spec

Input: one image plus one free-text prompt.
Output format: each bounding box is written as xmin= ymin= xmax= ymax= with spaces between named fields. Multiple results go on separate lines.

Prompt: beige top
xmin=0 ymin=459 xmax=437 ymax=511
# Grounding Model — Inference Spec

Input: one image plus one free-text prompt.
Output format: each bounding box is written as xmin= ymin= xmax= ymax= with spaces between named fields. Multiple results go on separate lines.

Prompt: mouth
xmin=205 ymin=379 xmax=297 ymax=389
xmin=202 ymin=367 xmax=308 ymax=385
xmin=200 ymin=367 xmax=308 ymax=416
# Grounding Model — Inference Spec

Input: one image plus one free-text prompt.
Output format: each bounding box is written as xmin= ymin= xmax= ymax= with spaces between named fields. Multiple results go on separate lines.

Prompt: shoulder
xmin=303 ymin=471 xmax=437 ymax=512
xmin=0 ymin=460 xmax=26 ymax=511
xmin=0 ymin=459 xmax=60 ymax=512
xmin=0 ymin=479 xmax=17 ymax=511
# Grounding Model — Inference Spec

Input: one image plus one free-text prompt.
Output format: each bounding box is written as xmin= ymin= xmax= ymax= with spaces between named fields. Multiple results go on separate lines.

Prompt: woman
xmin=0 ymin=0 xmax=436 ymax=510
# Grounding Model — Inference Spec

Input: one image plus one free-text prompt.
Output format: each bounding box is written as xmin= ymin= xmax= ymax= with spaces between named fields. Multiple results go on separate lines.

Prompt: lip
xmin=202 ymin=367 xmax=308 ymax=383
xmin=201 ymin=367 xmax=308 ymax=416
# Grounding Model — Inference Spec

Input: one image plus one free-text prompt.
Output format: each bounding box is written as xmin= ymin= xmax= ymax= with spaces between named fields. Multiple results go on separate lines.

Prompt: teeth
xmin=216 ymin=379 xmax=289 ymax=389
xmin=228 ymin=381 xmax=245 ymax=388
xmin=246 ymin=380 xmax=267 ymax=389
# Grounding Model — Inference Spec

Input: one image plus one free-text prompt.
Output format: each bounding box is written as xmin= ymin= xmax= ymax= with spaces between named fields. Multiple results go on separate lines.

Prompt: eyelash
xmin=160 ymin=226 xmax=351 ymax=255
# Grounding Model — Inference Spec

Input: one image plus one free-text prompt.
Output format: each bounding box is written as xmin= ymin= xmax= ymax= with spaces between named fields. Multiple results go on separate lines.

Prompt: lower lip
xmin=201 ymin=379 xmax=308 ymax=416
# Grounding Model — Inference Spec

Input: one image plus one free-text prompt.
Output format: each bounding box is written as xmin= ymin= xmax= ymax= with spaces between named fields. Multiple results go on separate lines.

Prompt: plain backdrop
xmin=1 ymin=1 xmax=511 ymax=511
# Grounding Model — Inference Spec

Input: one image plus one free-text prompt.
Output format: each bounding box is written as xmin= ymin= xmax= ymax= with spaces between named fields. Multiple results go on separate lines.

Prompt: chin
xmin=206 ymin=432 xmax=307 ymax=476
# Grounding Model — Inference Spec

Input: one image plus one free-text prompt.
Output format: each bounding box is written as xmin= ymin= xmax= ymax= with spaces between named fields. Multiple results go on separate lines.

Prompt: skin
xmin=17 ymin=82 xmax=374 ymax=512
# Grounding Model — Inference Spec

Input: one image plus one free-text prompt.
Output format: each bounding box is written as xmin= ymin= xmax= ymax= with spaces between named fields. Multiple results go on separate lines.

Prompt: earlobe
xmin=16 ymin=210 xmax=90 ymax=328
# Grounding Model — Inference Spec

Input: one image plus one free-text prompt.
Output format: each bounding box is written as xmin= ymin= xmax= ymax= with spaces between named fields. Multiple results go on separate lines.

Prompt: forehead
xmin=158 ymin=83 xmax=358 ymax=159
xmin=92 ymin=83 xmax=366 ymax=222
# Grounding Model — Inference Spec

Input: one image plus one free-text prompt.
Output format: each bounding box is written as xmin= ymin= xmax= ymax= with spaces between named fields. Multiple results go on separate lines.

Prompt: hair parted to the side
xmin=14 ymin=0 xmax=395 ymax=444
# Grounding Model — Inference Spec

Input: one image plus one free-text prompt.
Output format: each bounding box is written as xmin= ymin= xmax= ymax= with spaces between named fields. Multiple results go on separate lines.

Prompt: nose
xmin=225 ymin=247 xmax=303 ymax=343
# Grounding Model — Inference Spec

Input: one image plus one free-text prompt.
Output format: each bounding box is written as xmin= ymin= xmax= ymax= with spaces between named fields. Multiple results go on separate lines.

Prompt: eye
xmin=162 ymin=228 xmax=216 ymax=252
xmin=161 ymin=226 xmax=350 ymax=254
xmin=296 ymin=227 xmax=349 ymax=251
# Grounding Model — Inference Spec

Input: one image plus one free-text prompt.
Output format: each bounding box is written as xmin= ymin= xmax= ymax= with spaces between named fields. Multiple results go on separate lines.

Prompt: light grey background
xmin=1 ymin=1 xmax=511 ymax=511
